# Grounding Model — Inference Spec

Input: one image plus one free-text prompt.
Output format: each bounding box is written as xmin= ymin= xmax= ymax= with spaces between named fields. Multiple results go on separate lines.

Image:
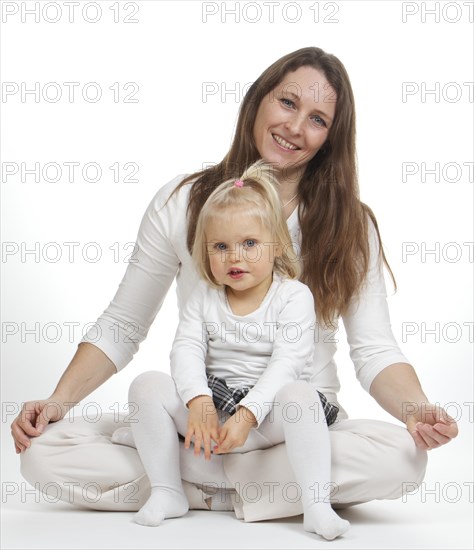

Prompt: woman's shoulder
xmin=149 ymin=173 xmax=196 ymax=213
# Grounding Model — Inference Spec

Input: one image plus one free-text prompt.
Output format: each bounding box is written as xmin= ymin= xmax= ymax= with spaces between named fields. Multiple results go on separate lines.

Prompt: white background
xmin=1 ymin=1 xmax=473 ymax=548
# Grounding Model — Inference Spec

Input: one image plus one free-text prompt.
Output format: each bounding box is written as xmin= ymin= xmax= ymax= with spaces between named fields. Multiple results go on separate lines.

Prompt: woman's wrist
xmin=44 ymin=392 xmax=72 ymax=418
xmin=369 ymin=362 xmax=430 ymax=423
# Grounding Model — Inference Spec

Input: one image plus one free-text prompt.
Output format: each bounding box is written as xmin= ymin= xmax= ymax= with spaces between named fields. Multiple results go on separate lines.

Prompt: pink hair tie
xmin=234 ymin=179 xmax=244 ymax=188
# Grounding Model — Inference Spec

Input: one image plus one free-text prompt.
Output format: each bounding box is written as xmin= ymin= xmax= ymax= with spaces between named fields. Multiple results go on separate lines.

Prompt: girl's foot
xmin=303 ymin=504 xmax=350 ymax=541
xmin=134 ymin=487 xmax=189 ymax=527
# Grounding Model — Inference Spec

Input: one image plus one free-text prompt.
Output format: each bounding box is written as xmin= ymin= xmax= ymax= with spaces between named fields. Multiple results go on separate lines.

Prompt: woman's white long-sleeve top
xmin=80 ymin=175 xmax=409 ymax=418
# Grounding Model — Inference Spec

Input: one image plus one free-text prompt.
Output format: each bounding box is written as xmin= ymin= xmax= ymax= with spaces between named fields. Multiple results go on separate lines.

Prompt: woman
xmin=14 ymin=47 xmax=457 ymax=520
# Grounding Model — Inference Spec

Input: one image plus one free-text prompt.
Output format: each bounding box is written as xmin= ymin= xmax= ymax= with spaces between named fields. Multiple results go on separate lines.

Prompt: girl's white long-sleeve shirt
xmin=170 ymin=272 xmax=316 ymax=428
xmin=80 ymin=175 xmax=409 ymax=417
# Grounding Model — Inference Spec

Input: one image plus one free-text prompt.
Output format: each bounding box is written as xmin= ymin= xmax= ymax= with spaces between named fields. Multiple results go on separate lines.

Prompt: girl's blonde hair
xmin=192 ymin=160 xmax=301 ymax=288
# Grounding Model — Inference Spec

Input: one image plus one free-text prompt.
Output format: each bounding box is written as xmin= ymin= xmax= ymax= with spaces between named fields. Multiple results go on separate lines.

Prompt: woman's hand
xmin=213 ymin=406 xmax=257 ymax=454
xmin=185 ymin=395 xmax=220 ymax=460
xmin=406 ymin=402 xmax=459 ymax=450
xmin=11 ymin=395 xmax=69 ymax=454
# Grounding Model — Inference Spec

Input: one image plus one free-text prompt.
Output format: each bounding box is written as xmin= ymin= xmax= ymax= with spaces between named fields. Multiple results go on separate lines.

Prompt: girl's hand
xmin=185 ymin=395 xmax=220 ymax=460
xmin=213 ymin=406 xmax=257 ymax=454
xmin=406 ymin=402 xmax=459 ymax=450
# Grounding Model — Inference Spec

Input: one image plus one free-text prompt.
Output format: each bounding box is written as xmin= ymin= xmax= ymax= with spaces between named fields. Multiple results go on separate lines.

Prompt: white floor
xmin=2 ymin=488 xmax=473 ymax=549
xmin=3 ymin=417 xmax=473 ymax=549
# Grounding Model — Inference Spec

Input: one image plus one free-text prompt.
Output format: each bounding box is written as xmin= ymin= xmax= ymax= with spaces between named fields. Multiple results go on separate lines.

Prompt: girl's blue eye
xmin=244 ymin=239 xmax=256 ymax=248
xmin=215 ymin=243 xmax=226 ymax=251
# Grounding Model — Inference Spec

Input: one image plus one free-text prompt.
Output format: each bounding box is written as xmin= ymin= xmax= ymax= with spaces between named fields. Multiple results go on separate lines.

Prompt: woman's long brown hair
xmin=169 ymin=47 xmax=396 ymax=325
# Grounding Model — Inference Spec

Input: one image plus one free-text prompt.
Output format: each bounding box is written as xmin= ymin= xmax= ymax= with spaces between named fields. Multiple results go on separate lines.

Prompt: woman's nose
xmin=285 ymin=113 xmax=304 ymax=136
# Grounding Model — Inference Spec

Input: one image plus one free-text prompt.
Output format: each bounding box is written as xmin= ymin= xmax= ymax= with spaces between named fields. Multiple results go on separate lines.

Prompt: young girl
xmin=112 ymin=160 xmax=350 ymax=540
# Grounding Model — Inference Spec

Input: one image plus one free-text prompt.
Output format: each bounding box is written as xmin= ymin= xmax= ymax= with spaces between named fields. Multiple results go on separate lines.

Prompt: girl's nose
xmin=228 ymin=243 xmax=243 ymax=261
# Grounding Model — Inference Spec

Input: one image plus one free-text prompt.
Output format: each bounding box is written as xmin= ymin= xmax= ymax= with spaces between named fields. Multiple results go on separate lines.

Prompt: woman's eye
xmin=215 ymin=243 xmax=226 ymax=251
xmin=280 ymin=97 xmax=294 ymax=108
xmin=311 ymin=114 xmax=327 ymax=128
xmin=244 ymin=239 xmax=256 ymax=248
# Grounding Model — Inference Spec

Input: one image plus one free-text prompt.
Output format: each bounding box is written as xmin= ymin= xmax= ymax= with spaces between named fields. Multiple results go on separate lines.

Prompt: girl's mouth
xmin=228 ymin=269 xmax=246 ymax=279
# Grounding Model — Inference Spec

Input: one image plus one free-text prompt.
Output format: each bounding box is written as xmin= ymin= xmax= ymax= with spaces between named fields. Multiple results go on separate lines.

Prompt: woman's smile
xmin=253 ymin=66 xmax=336 ymax=178
xmin=272 ymin=133 xmax=301 ymax=151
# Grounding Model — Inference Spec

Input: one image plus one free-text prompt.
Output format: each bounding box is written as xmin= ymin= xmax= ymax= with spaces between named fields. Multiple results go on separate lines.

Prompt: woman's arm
xmin=78 ymin=176 xmax=186 ymax=370
xmin=11 ymin=342 xmax=117 ymax=454
xmin=370 ymin=362 xmax=458 ymax=450
xmin=11 ymin=176 xmax=188 ymax=453
xmin=343 ymin=219 xmax=458 ymax=450
xmin=52 ymin=342 xmax=117 ymax=404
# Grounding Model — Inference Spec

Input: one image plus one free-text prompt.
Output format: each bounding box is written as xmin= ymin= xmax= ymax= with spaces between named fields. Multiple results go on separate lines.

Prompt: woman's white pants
xmin=20 ymin=390 xmax=427 ymax=522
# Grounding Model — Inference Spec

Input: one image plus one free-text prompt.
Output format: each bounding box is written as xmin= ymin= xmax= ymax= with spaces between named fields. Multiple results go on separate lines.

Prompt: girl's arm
xmin=170 ymin=283 xmax=220 ymax=460
xmin=237 ymin=281 xmax=316 ymax=428
xmin=170 ymin=279 xmax=213 ymax=406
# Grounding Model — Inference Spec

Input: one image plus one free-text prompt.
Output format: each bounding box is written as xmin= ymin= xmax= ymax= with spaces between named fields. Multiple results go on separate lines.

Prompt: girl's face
xmin=252 ymin=66 xmax=336 ymax=179
xmin=205 ymin=209 xmax=280 ymax=298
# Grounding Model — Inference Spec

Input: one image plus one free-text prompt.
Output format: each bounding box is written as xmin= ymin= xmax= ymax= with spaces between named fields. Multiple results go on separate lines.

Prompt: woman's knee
xmin=380 ymin=429 xmax=428 ymax=501
xmin=395 ymin=428 xmax=428 ymax=487
xmin=20 ymin=432 xmax=53 ymax=487
xmin=344 ymin=420 xmax=428 ymax=499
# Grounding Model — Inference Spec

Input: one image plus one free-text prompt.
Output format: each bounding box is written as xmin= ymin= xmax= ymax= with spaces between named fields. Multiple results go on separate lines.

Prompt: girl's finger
xmin=216 ymin=435 xmax=228 ymax=454
xmin=211 ymin=430 xmax=220 ymax=444
xmin=194 ymin=434 xmax=203 ymax=456
xmin=203 ymin=434 xmax=212 ymax=461
xmin=184 ymin=429 xmax=193 ymax=450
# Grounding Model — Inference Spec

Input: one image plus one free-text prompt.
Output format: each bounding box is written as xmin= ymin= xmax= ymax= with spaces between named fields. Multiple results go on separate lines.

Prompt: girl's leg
xmin=112 ymin=431 xmax=235 ymax=510
xmin=127 ymin=370 xmax=190 ymax=526
xmin=253 ymin=380 xmax=350 ymax=540
xmin=113 ymin=428 xmax=231 ymax=485
xmin=115 ymin=372 xmax=234 ymax=519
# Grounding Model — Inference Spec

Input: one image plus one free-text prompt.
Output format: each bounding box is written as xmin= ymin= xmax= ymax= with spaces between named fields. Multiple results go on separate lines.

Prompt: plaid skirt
xmin=207 ymin=374 xmax=339 ymax=426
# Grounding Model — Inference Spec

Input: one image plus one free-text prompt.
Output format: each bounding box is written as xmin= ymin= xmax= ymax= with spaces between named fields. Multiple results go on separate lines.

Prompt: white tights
xmin=112 ymin=371 xmax=349 ymax=540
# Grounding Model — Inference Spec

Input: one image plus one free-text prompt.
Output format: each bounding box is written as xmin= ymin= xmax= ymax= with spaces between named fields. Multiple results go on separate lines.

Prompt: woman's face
xmin=252 ymin=66 xmax=336 ymax=178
